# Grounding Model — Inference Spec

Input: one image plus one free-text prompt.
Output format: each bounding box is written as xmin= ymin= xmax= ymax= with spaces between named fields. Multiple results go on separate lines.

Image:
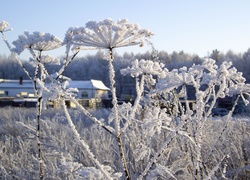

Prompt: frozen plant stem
xmin=108 ymin=48 xmax=131 ymax=180
xmin=61 ymin=99 xmax=112 ymax=179
xmin=56 ymin=51 xmax=79 ymax=80
xmin=37 ymin=96 xmax=44 ymax=180
xmin=72 ymin=98 xmax=114 ymax=135
xmin=33 ymin=51 xmax=44 ymax=180
xmin=108 ymin=48 xmax=120 ymax=134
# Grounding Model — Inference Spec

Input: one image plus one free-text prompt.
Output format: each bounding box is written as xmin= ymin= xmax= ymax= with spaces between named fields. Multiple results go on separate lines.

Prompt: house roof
xmin=0 ymin=78 xmax=110 ymax=90
xmin=68 ymin=80 xmax=110 ymax=90
xmin=0 ymin=79 xmax=33 ymax=88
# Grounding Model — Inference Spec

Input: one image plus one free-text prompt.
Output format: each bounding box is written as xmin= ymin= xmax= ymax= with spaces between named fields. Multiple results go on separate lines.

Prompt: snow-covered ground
xmin=0 ymin=107 xmax=249 ymax=179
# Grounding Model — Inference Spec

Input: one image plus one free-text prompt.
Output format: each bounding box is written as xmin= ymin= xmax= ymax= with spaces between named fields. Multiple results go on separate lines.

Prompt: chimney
xmin=19 ymin=77 xmax=23 ymax=85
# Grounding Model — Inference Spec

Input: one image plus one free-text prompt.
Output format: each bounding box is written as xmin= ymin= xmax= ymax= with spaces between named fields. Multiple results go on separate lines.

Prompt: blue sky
xmin=1 ymin=0 xmax=250 ymax=59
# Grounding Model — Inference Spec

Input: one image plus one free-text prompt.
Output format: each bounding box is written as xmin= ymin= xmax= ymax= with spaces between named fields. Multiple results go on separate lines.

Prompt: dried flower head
xmin=0 ymin=20 xmax=12 ymax=32
xmin=12 ymin=31 xmax=62 ymax=54
xmin=121 ymin=59 xmax=167 ymax=78
xmin=64 ymin=18 xmax=154 ymax=50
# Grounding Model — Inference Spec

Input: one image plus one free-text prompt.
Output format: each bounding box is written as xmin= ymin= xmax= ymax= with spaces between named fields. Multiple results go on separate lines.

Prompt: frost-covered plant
xmin=121 ymin=58 xmax=168 ymax=88
xmin=64 ymin=18 xmax=153 ymax=50
xmin=121 ymin=58 xmax=167 ymax=78
xmin=64 ymin=18 xmax=153 ymax=180
xmin=12 ymin=31 xmax=62 ymax=55
xmin=2 ymin=19 xmax=250 ymax=180
xmin=1 ymin=107 xmax=249 ymax=179
xmin=119 ymin=59 xmax=168 ymax=133
xmin=1 ymin=21 xmax=77 ymax=180
xmin=133 ymin=58 xmax=250 ymax=179
xmin=1 ymin=18 xmax=153 ymax=180
xmin=1 ymin=26 xmax=64 ymax=180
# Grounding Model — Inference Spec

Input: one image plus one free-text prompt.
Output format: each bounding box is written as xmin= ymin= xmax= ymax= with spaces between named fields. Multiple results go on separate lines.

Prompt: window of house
xmin=28 ymin=94 xmax=35 ymax=97
xmin=82 ymin=91 xmax=88 ymax=98
xmin=20 ymin=92 xmax=28 ymax=97
xmin=0 ymin=90 xmax=6 ymax=96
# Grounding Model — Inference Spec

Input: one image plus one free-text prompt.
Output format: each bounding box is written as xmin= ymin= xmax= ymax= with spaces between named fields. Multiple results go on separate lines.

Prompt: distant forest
xmin=1 ymin=48 xmax=250 ymax=97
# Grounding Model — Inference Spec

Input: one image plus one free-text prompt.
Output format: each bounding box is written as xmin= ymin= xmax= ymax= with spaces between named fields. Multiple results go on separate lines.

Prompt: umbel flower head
xmin=64 ymin=18 xmax=154 ymax=50
xmin=12 ymin=31 xmax=63 ymax=54
xmin=121 ymin=59 xmax=168 ymax=78
xmin=0 ymin=20 xmax=12 ymax=33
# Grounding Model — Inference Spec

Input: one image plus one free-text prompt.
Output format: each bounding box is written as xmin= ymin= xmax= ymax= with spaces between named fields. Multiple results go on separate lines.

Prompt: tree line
xmin=1 ymin=48 xmax=250 ymax=97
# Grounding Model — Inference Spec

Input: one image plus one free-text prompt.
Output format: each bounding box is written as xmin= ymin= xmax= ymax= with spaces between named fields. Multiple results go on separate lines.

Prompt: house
xmin=0 ymin=78 xmax=110 ymax=108
xmin=68 ymin=80 xmax=110 ymax=99
xmin=0 ymin=78 xmax=35 ymax=98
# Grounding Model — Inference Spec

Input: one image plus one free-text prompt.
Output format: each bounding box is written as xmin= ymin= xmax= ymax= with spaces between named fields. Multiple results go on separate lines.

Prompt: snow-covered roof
xmin=0 ymin=79 xmax=110 ymax=91
xmin=67 ymin=79 xmax=110 ymax=90
xmin=0 ymin=79 xmax=34 ymax=88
